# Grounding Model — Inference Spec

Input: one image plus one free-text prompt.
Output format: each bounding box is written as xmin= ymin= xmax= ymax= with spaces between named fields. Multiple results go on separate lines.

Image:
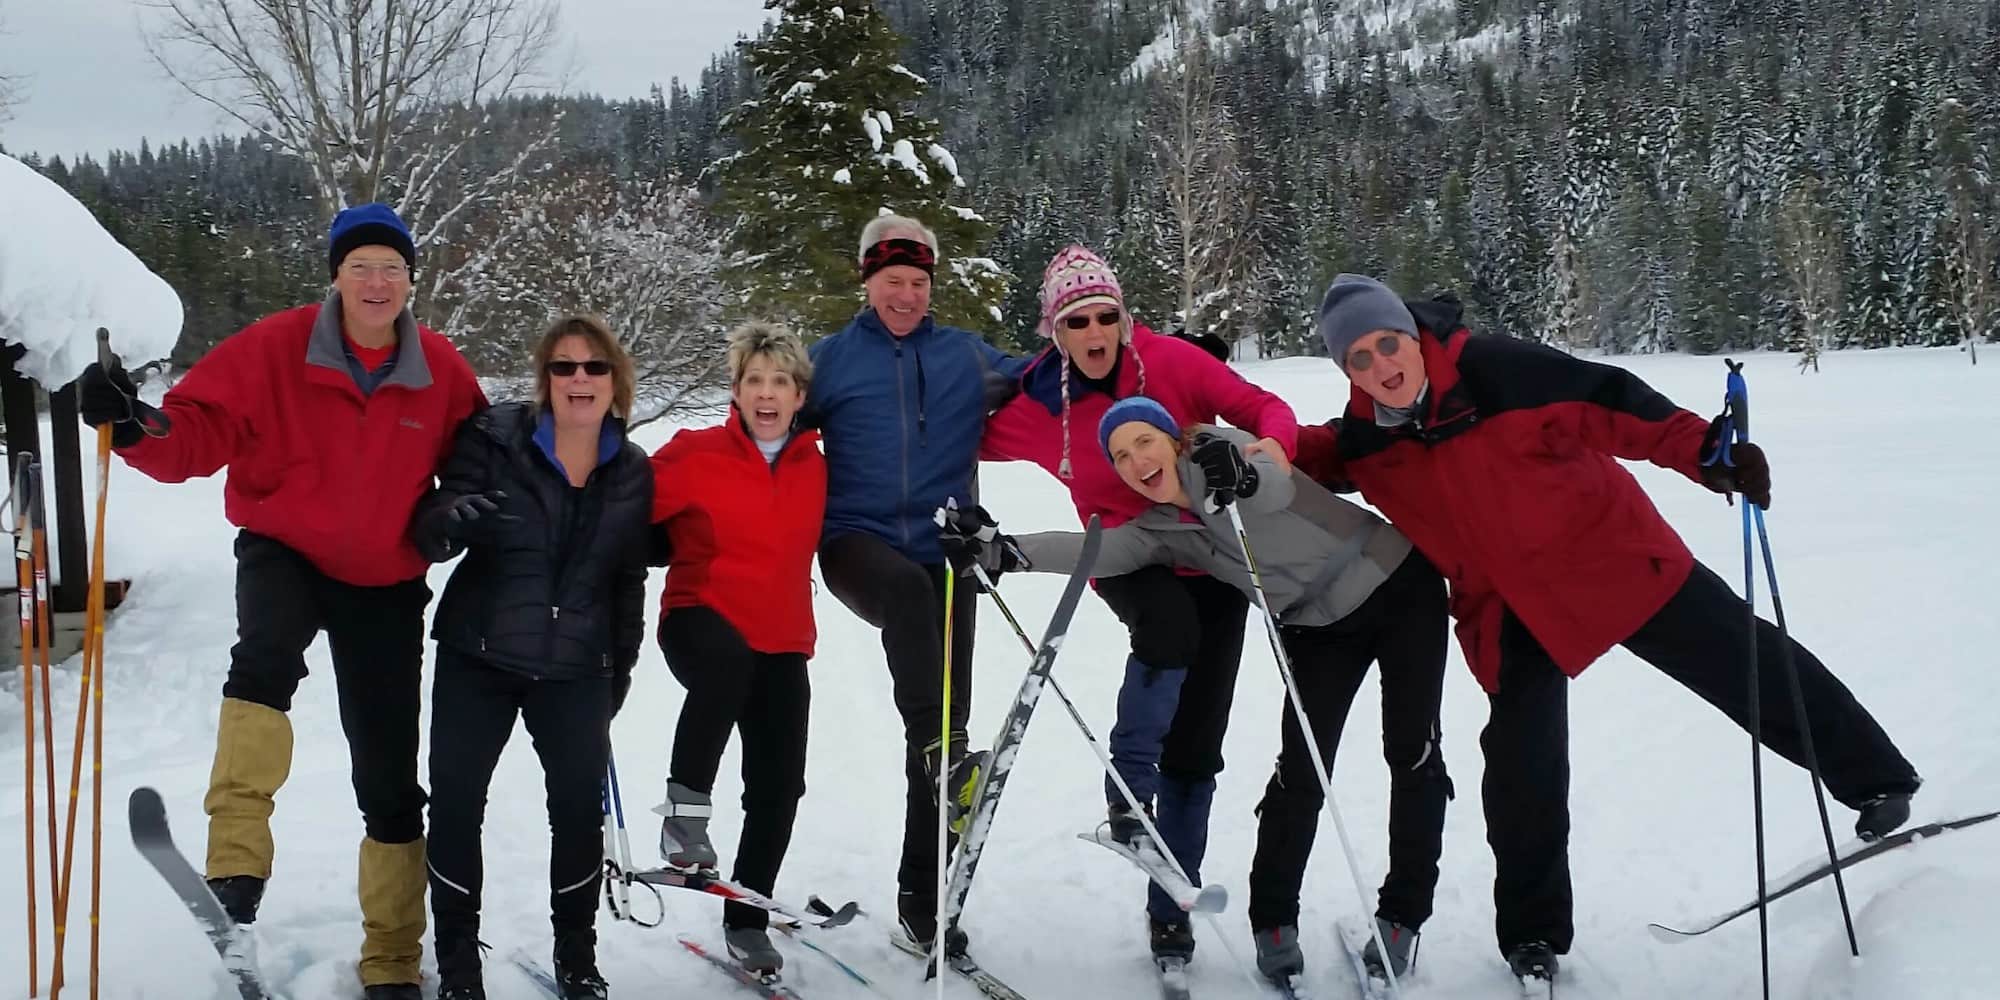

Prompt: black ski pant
xmin=1483 ymin=559 xmax=1921 ymax=956
xmin=1094 ymin=567 xmax=1249 ymax=924
xmin=817 ymin=532 xmax=976 ymax=906
xmin=224 ymin=530 xmax=430 ymax=845
xmin=661 ymin=605 xmax=811 ymax=931
xmin=1248 ymin=551 xmax=1453 ymax=931
xmin=425 ymin=649 xmax=613 ymax=940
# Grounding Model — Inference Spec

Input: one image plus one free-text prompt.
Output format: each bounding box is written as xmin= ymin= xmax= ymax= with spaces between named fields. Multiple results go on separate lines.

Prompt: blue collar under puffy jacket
xmin=805 ymin=307 xmax=1027 ymax=564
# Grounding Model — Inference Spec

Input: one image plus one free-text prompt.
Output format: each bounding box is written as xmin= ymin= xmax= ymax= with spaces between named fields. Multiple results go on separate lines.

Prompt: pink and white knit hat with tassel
xmin=1038 ymin=245 xmax=1145 ymax=479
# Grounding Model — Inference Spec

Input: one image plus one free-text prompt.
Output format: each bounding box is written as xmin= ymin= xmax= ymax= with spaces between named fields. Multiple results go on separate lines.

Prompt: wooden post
xmin=46 ymin=386 xmax=87 ymax=614
xmin=1 ymin=341 xmax=40 ymax=503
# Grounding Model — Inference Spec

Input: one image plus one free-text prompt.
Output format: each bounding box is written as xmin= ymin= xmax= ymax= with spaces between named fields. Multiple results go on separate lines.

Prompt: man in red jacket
xmin=76 ymin=203 xmax=486 ymax=1000
xmin=1293 ymin=274 xmax=1920 ymax=987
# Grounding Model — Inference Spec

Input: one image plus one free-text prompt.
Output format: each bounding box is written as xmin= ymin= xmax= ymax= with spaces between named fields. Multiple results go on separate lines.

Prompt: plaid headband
xmin=861 ymin=238 xmax=937 ymax=281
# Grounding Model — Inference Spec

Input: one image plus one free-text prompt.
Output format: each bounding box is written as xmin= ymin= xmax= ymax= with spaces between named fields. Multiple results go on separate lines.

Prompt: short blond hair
xmin=534 ymin=314 xmax=636 ymax=418
xmin=727 ymin=320 xmax=812 ymax=392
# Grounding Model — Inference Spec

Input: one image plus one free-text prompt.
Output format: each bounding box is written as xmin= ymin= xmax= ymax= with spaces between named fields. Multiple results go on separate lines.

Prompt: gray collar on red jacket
xmin=305 ymin=289 xmax=435 ymax=391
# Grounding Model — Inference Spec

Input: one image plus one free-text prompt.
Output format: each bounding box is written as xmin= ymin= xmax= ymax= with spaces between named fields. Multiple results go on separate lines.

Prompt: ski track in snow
xmin=2 ymin=347 xmax=1996 ymax=999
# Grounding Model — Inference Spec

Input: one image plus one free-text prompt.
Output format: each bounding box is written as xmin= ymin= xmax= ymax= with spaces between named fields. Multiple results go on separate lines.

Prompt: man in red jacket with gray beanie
xmin=75 ymin=203 xmax=486 ymax=1000
xmin=1292 ymin=274 xmax=1920 ymax=988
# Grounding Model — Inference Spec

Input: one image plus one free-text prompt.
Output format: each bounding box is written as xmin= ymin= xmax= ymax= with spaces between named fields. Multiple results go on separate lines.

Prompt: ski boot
xmin=434 ymin=926 xmax=485 ymax=1000
xmin=1505 ymin=941 xmax=1558 ymax=984
xmin=1150 ymin=916 xmax=1196 ymax=962
xmin=1106 ymin=799 xmax=1157 ymax=849
xmin=1252 ymin=924 xmax=1303 ymax=981
xmin=207 ymin=874 xmax=265 ymax=926
xmin=654 ymin=780 xmax=718 ymax=873
xmin=1361 ymin=916 xmax=1420 ymax=978
xmin=922 ymin=737 xmax=990 ymax=837
xmin=1856 ymin=790 xmax=1914 ymax=841
xmin=897 ymin=888 xmax=970 ymax=958
xmin=553 ymin=928 xmax=609 ymax=1000
xmin=726 ymin=925 xmax=784 ymax=974
xmin=361 ymin=987 xmax=420 ymax=1000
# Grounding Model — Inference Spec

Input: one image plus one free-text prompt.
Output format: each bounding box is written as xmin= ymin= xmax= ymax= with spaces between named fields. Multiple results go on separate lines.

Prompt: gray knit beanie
xmin=1316 ymin=274 xmax=1418 ymax=367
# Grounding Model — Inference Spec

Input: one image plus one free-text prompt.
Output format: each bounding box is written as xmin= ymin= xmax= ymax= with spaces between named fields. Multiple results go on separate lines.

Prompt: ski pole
xmin=1712 ymin=361 xmax=1856 ymax=973
xmin=85 ymin=329 xmax=118 ymax=1000
xmin=969 ymin=564 xmax=1271 ymax=994
xmin=969 ymin=564 xmax=1199 ymax=889
xmin=931 ymin=567 xmax=954 ymax=998
xmin=14 ymin=458 xmax=39 ymax=998
xmin=28 ymin=459 xmax=59 ymax=946
xmin=1225 ymin=501 xmax=1405 ymax=1000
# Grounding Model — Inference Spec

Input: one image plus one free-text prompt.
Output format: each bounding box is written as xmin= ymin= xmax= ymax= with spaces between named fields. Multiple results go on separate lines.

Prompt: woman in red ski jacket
xmin=645 ymin=321 xmax=826 ymax=976
xmin=1294 ymin=274 xmax=1921 ymax=986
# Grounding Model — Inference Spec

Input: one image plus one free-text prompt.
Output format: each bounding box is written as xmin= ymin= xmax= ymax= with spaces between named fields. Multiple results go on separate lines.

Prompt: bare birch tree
xmin=1147 ymin=31 xmax=1249 ymax=339
xmin=0 ymin=5 xmax=20 ymax=126
xmin=141 ymin=0 xmax=566 ymax=334
xmin=1777 ymin=181 xmax=1842 ymax=372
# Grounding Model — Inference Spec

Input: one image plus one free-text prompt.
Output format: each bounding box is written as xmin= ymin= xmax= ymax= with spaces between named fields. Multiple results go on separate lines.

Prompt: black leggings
xmin=1247 ymin=552 xmax=1452 ymax=930
xmin=817 ymin=531 xmax=976 ymax=901
xmin=425 ymin=650 xmax=612 ymax=938
xmin=660 ymin=606 xmax=811 ymax=930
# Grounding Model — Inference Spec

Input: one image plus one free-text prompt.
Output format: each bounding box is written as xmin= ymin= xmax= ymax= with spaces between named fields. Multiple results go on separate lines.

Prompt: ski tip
xmin=816 ymin=899 xmax=861 ymax=928
xmin=1644 ymin=921 xmax=1698 ymax=943
xmin=1191 ymin=883 xmax=1229 ymax=914
xmin=129 ymin=785 xmax=166 ymax=824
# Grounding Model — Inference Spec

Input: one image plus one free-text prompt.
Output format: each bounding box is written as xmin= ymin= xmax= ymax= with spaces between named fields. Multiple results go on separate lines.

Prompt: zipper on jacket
xmin=894 ymin=342 xmax=912 ymax=549
xmin=914 ymin=343 xmax=929 ymax=446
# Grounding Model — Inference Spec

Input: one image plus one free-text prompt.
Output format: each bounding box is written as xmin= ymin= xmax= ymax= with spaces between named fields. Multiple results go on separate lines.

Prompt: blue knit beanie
xmin=328 ymin=202 xmax=417 ymax=279
xmin=1099 ymin=396 xmax=1181 ymax=459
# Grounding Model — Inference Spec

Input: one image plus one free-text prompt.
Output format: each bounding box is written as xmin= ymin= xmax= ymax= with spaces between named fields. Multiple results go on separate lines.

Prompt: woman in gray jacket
xmin=942 ymin=396 xmax=1452 ymax=987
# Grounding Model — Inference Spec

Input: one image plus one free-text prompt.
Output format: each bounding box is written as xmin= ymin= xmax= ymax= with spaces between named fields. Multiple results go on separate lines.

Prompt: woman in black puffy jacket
xmin=409 ymin=314 xmax=654 ymax=1000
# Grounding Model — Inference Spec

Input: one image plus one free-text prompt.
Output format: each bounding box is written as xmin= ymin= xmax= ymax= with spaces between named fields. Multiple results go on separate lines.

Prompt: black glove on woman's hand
xmin=1191 ymin=434 xmax=1258 ymax=507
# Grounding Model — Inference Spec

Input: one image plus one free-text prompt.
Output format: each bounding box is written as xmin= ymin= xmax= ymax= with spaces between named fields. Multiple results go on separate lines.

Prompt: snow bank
xmin=0 ymin=153 xmax=184 ymax=387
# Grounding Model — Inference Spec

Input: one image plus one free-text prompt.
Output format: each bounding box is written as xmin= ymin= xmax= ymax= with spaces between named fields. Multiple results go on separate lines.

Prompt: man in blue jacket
xmin=807 ymin=214 xmax=1027 ymax=957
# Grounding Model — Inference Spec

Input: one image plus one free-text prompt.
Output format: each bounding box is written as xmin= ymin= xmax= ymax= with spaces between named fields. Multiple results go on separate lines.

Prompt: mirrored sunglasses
xmin=1345 ymin=334 xmax=1405 ymax=372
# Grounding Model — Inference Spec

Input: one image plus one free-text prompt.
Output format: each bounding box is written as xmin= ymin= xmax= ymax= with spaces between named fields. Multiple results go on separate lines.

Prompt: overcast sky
xmin=0 ymin=0 xmax=773 ymax=162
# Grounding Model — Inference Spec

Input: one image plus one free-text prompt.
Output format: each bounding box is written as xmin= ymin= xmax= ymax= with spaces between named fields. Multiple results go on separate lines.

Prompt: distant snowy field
xmin=3 ymin=345 xmax=1996 ymax=1000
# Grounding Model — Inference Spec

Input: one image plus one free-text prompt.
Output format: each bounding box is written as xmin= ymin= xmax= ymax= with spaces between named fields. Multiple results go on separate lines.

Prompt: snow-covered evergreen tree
xmin=716 ymin=0 xmax=1008 ymax=335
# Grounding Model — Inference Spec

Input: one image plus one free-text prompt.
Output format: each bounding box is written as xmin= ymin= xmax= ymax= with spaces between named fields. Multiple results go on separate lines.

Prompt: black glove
xmin=429 ymin=490 xmax=518 ymax=552
xmin=1190 ymin=433 xmax=1258 ymax=507
xmin=1699 ymin=417 xmax=1773 ymax=509
xmin=1701 ymin=442 xmax=1772 ymax=509
xmin=934 ymin=500 xmax=1028 ymax=583
xmin=77 ymin=361 xmax=148 ymax=448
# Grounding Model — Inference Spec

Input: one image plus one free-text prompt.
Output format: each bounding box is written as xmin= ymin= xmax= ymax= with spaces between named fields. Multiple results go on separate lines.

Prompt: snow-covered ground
xmin=2 ymin=345 xmax=1996 ymax=1000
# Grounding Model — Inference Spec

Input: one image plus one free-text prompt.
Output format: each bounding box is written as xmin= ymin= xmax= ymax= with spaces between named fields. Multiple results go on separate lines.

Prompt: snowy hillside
xmin=4 ymin=346 xmax=1998 ymax=999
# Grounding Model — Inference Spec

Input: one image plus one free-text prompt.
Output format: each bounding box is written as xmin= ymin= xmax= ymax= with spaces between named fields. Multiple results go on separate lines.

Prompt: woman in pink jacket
xmin=976 ymin=245 xmax=1298 ymax=965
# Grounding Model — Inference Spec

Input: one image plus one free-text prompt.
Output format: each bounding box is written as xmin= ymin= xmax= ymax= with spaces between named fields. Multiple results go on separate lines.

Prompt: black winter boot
xmin=1855 ymin=791 xmax=1914 ymax=842
xmin=553 ymin=928 xmax=608 ymax=999
xmin=1149 ymin=917 xmax=1195 ymax=961
xmin=207 ymin=875 xmax=265 ymax=926
xmin=1505 ymin=941 xmax=1558 ymax=982
xmin=434 ymin=926 xmax=484 ymax=999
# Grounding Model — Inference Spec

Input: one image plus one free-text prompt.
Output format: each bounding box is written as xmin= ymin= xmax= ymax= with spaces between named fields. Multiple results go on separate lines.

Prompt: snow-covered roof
xmin=0 ymin=153 xmax=185 ymax=387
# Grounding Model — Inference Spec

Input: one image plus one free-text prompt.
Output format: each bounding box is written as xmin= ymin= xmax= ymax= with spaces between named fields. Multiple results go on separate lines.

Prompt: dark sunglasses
xmin=1345 ymin=334 xmax=1406 ymax=372
xmin=546 ymin=359 xmax=613 ymax=377
xmin=1062 ymin=307 xmax=1123 ymax=331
